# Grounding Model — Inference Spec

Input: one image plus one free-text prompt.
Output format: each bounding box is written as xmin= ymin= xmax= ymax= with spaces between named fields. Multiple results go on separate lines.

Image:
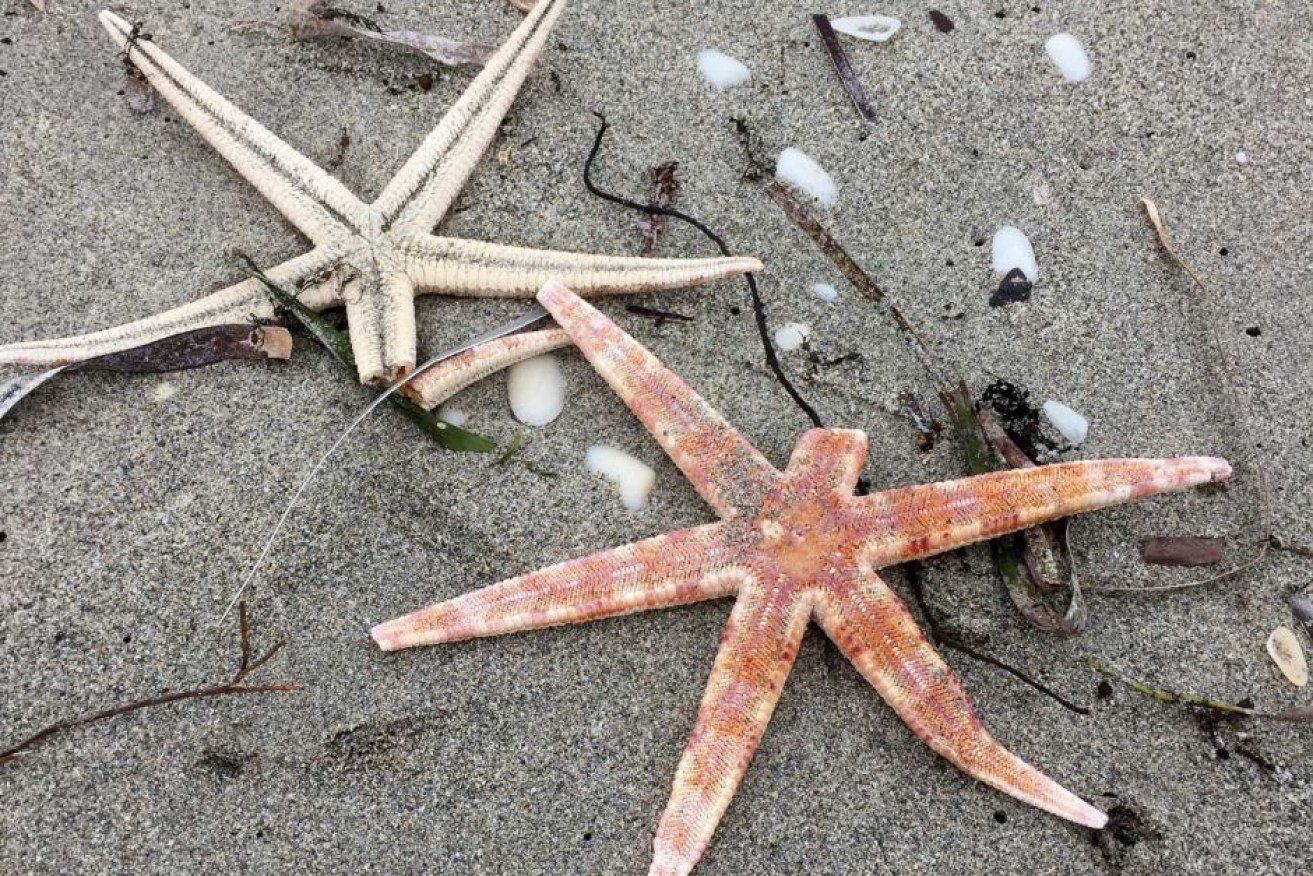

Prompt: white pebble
xmin=586 ymin=445 xmax=656 ymax=512
xmin=1045 ymin=33 xmax=1091 ymax=83
xmin=830 ymin=15 xmax=901 ymax=42
xmin=772 ymin=323 xmax=811 ymax=352
xmin=696 ymin=49 xmax=752 ymax=90
xmin=812 ymin=283 xmax=839 ymax=303
xmin=507 ymin=354 xmax=565 ymax=427
xmin=152 ymin=381 xmax=177 ymax=403
xmin=991 ymin=225 xmax=1039 ymax=281
xmin=1235 ymin=150 xmax=1249 ymax=164
xmin=1042 ymin=400 xmax=1089 ymax=445
xmin=775 ymin=148 xmax=837 ymax=208
xmin=436 ymin=405 xmax=468 ymax=428
xmin=1267 ymin=626 xmax=1309 ymax=687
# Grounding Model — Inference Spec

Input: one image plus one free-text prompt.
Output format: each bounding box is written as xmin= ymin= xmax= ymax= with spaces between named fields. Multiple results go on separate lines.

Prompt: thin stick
xmin=1088 ymin=200 xmax=1270 ymax=592
xmin=0 ymin=602 xmax=295 ymax=767
xmin=812 ymin=14 xmax=876 ymax=122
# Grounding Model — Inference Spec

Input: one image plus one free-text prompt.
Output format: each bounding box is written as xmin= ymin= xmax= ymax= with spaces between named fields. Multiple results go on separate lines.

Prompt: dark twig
xmin=0 ymin=603 xmax=296 ymax=767
xmin=583 ymin=113 xmax=823 ymax=428
xmin=904 ymin=564 xmax=1091 ymax=715
xmin=812 ymin=14 xmax=876 ymax=121
xmin=1085 ymin=657 xmax=1312 ymax=723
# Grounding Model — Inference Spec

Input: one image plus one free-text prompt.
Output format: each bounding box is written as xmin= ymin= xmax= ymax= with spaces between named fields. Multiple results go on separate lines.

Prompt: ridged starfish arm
xmin=813 ymin=573 xmax=1108 ymax=828
xmin=403 ymin=328 xmax=571 ymax=409
xmin=373 ymin=0 xmax=567 ymax=233
xmin=649 ymin=585 xmax=813 ymax=876
xmin=372 ymin=522 xmax=746 ymax=651
xmin=402 ymin=235 xmax=763 ymax=299
xmin=0 ymin=248 xmax=336 ymax=366
xmin=537 ymin=282 xmax=780 ymax=519
xmin=100 ymin=11 xmax=366 ymax=245
xmin=848 ymin=457 xmax=1232 ymax=568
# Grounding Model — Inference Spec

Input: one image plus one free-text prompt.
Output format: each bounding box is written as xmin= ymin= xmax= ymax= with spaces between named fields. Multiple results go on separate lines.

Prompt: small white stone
xmin=586 ymin=445 xmax=656 ymax=512
xmin=1266 ymin=626 xmax=1308 ymax=687
xmin=696 ymin=49 xmax=752 ymax=90
xmin=991 ymin=225 xmax=1039 ymax=281
xmin=1042 ymin=400 xmax=1089 ymax=445
xmin=1235 ymin=150 xmax=1249 ymax=164
xmin=1045 ymin=33 xmax=1091 ymax=83
xmin=830 ymin=15 xmax=902 ymax=42
xmin=507 ymin=354 xmax=565 ymax=427
xmin=152 ymin=381 xmax=177 ymax=403
xmin=775 ymin=148 xmax=837 ymax=208
xmin=772 ymin=322 xmax=811 ymax=352
xmin=812 ymin=283 xmax=839 ymax=302
xmin=436 ymin=405 xmax=468 ymax=428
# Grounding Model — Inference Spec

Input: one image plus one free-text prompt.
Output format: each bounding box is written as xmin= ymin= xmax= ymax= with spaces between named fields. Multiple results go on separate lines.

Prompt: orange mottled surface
xmin=373 ymin=281 xmax=1231 ymax=876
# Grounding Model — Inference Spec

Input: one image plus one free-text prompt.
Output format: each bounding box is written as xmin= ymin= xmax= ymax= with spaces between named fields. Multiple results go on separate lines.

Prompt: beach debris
xmin=152 ymin=381 xmax=178 ymax=403
xmin=812 ymin=282 xmax=839 ymax=302
xmin=1265 ymin=627 xmax=1308 ymax=687
xmin=121 ymin=59 xmax=156 ymax=114
xmin=285 ymin=0 xmax=495 ymax=67
xmin=586 ymin=445 xmax=656 ymax=511
xmin=636 ymin=161 xmax=681 ymax=256
xmin=0 ymin=325 xmax=293 ymax=425
xmin=1291 ymin=595 xmax=1313 ymax=640
xmin=929 ymin=10 xmax=955 ymax=33
xmin=1045 ymin=33 xmax=1091 ymax=83
xmin=1041 ymin=399 xmax=1088 ymax=445
xmin=1032 ymin=181 xmax=1055 ymax=206
xmin=1087 ymin=657 xmax=1313 ymax=723
xmin=990 ymin=267 xmax=1033 ymax=306
xmin=695 ymin=49 xmax=751 ymax=90
xmin=775 ymin=148 xmax=837 ymax=208
xmin=991 ymin=224 xmax=1039 ymax=281
xmin=981 ymin=380 xmax=1056 ymax=460
xmin=0 ymin=603 xmax=295 ymax=769
xmin=812 ymin=14 xmax=877 ymax=122
xmin=1139 ymin=537 xmax=1225 ymax=567
xmin=772 ymin=322 xmax=811 ymax=352
xmin=436 ymin=405 xmax=468 ymax=428
xmin=897 ymin=390 xmax=942 ymax=451
xmin=1235 ymin=151 xmax=1250 ymax=164
xmin=625 ymin=304 xmax=693 ymax=325
xmin=27 ymin=0 xmax=45 ymax=10
xmin=507 ymin=353 xmax=566 ymax=426
xmin=830 ymin=15 xmax=902 ymax=42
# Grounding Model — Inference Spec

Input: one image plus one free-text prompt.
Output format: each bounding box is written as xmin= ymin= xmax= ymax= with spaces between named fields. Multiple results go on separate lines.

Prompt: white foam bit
xmin=830 ymin=15 xmax=902 ymax=42
xmin=1045 ymin=33 xmax=1091 ymax=83
xmin=991 ymin=224 xmax=1039 ymax=281
xmin=507 ymin=354 xmax=565 ymax=427
xmin=586 ymin=445 xmax=656 ymax=512
xmin=812 ymin=283 xmax=839 ymax=302
xmin=775 ymin=148 xmax=837 ymax=208
xmin=152 ymin=381 xmax=177 ymax=403
xmin=696 ymin=49 xmax=751 ymax=90
xmin=1235 ymin=150 xmax=1249 ymax=164
xmin=773 ymin=322 xmax=811 ymax=352
xmin=437 ymin=405 xmax=468 ymax=428
xmin=1267 ymin=626 xmax=1309 ymax=687
xmin=1042 ymin=400 xmax=1089 ymax=445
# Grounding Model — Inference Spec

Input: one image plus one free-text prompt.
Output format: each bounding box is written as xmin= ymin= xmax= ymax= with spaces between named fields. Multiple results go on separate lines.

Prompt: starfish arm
xmin=340 ymin=268 xmax=419 ymax=385
xmin=649 ymin=584 xmax=812 ymax=876
xmin=373 ymin=0 xmax=568 ymax=233
xmin=371 ymin=521 xmax=745 ymax=651
xmin=537 ymin=282 xmax=780 ymax=519
xmin=813 ymin=576 xmax=1108 ymax=828
xmin=0 ymin=249 xmax=335 ymax=367
xmin=402 ymin=328 xmax=571 ymax=409
xmin=100 ymin=11 xmax=367 ymax=245
xmin=847 ymin=457 xmax=1232 ymax=568
xmin=402 ymin=235 xmax=762 ymax=298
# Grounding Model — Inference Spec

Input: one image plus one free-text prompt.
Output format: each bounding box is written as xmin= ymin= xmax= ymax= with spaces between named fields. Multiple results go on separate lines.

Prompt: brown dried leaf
xmin=1139 ymin=536 xmax=1225 ymax=567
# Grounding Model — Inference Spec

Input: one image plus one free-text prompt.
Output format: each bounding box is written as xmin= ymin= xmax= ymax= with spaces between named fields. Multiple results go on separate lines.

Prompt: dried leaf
xmin=1139 ymin=536 xmax=1225 ymax=567
xmin=122 ymin=59 xmax=156 ymax=114
xmin=28 ymin=0 xmax=46 ymax=10
xmin=0 ymin=326 xmax=292 ymax=424
xmin=636 ymin=162 xmax=681 ymax=256
xmin=929 ymin=10 xmax=955 ymax=33
xmin=1266 ymin=626 xmax=1309 ymax=687
xmin=288 ymin=0 xmax=495 ymax=67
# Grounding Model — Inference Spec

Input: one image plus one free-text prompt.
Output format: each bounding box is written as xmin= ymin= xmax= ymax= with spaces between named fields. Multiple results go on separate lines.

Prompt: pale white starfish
xmin=0 ymin=2 xmax=758 ymax=386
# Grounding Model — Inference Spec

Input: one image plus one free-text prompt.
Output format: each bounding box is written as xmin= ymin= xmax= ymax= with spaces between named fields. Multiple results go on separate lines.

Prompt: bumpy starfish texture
xmin=0 ymin=2 xmax=758 ymax=386
xmin=374 ymin=281 xmax=1232 ymax=875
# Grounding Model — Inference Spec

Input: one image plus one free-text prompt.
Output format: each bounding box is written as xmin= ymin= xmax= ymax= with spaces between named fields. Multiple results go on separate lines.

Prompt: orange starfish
xmin=373 ymin=282 xmax=1231 ymax=876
